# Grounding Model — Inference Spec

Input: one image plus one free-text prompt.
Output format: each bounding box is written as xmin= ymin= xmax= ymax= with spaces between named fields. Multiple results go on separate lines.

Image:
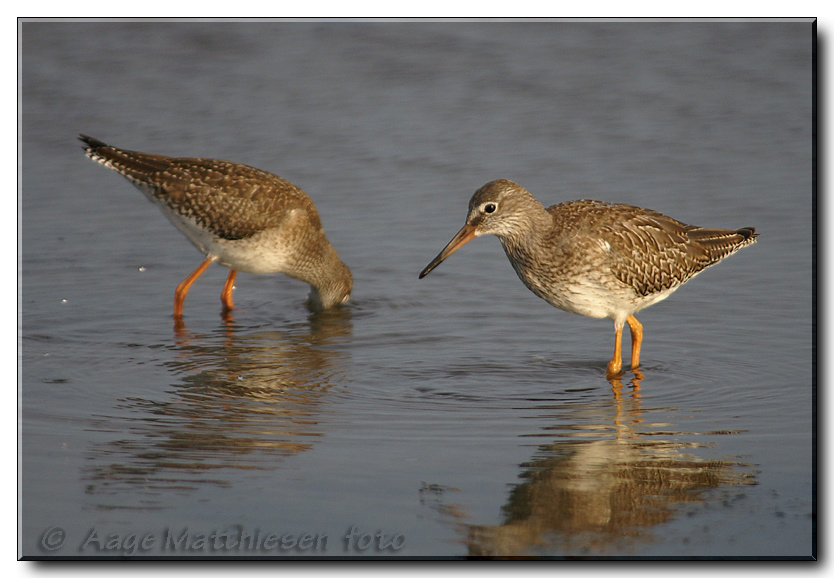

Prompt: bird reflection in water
xmin=421 ymin=371 xmax=756 ymax=558
xmin=83 ymin=309 xmax=352 ymax=508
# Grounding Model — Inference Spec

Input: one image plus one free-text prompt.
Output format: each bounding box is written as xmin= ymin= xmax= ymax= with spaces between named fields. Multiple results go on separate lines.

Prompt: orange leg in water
xmin=174 ymin=257 xmax=214 ymax=318
xmin=626 ymin=315 xmax=643 ymax=369
xmin=221 ymin=270 xmax=237 ymax=313
xmin=608 ymin=315 xmax=644 ymax=377
xmin=607 ymin=323 xmax=624 ymax=377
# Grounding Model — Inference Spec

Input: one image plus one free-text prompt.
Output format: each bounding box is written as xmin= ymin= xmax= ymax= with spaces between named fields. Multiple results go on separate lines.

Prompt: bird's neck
xmin=498 ymin=201 xmax=552 ymax=252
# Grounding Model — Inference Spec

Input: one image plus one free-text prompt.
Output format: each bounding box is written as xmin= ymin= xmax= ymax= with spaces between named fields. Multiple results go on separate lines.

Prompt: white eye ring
xmin=482 ymin=202 xmax=498 ymax=214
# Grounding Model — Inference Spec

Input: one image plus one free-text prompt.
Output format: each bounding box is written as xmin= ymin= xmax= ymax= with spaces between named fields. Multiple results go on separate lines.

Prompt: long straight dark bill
xmin=418 ymin=224 xmax=477 ymax=278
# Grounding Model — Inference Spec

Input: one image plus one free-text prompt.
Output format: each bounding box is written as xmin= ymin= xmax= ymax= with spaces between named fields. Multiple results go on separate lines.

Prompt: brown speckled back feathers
xmin=547 ymin=200 xmax=758 ymax=297
xmin=79 ymin=134 xmax=320 ymax=241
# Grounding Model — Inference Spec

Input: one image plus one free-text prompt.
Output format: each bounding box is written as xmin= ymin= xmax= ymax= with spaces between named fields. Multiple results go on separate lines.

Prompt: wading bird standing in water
xmin=419 ymin=179 xmax=758 ymax=377
xmin=79 ymin=135 xmax=352 ymax=319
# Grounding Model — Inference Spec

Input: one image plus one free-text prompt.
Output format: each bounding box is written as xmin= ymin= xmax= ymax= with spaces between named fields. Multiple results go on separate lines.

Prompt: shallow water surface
xmin=20 ymin=20 xmax=813 ymax=558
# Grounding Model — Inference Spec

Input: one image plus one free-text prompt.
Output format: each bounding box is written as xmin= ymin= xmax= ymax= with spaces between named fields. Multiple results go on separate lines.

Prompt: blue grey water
xmin=20 ymin=20 xmax=813 ymax=558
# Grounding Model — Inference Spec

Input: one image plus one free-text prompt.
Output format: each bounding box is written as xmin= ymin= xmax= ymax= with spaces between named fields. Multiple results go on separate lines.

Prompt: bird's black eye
xmin=484 ymin=203 xmax=497 ymax=214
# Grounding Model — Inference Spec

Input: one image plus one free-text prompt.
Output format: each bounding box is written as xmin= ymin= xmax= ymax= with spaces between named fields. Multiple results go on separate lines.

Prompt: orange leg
xmin=174 ymin=257 xmax=214 ymax=318
xmin=626 ymin=315 xmax=643 ymax=369
xmin=221 ymin=270 xmax=237 ymax=312
xmin=607 ymin=322 xmax=624 ymax=377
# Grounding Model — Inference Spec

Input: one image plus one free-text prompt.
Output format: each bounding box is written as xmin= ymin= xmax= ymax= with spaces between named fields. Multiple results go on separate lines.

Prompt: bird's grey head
xmin=307 ymin=262 xmax=353 ymax=312
xmin=464 ymin=179 xmax=542 ymax=239
xmin=418 ymin=179 xmax=546 ymax=279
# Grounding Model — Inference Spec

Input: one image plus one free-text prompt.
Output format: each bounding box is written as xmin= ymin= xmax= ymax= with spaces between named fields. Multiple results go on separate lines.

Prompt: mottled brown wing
xmin=605 ymin=208 xmax=758 ymax=296
xmin=79 ymin=135 xmax=319 ymax=240
xmin=549 ymin=200 xmax=758 ymax=297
